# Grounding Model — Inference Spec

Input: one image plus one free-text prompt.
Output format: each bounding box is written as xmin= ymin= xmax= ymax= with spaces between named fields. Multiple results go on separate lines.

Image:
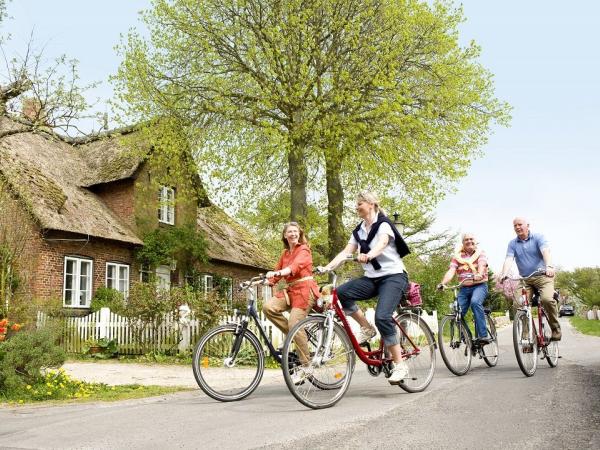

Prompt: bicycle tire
xmin=192 ymin=324 xmax=264 ymax=402
xmin=482 ymin=315 xmax=499 ymax=367
xmin=512 ymin=310 xmax=538 ymax=377
xmin=396 ymin=313 xmax=436 ymax=392
xmin=438 ymin=314 xmax=472 ymax=376
xmin=282 ymin=316 xmax=355 ymax=409
xmin=541 ymin=312 xmax=559 ymax=367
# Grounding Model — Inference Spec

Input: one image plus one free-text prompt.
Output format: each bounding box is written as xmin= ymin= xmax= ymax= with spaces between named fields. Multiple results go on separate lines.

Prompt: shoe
xmin=356 ymin=326 xmax=377 ymax=344
xmin=388 ymin=361 xmax=409 ymax=385
xmin=478 ymin=336 xmax=492 ymax=346
xmin=290 ymin=366 xmax=313 ymax=385
xmin=550 ymin=329 xmax=562 ymax=341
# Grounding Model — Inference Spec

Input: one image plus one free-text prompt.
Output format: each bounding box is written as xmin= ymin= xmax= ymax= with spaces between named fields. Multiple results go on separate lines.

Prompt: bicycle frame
xmin=230 ymin=279 xmax=284 ymax=365
xmin=324 ymin=281 xmax=423 ymax=368
xmin=517 ymin=285 xmax=548 ymax=349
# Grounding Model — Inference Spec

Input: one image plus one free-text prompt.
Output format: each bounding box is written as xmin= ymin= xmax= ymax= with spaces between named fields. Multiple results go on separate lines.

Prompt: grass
xmin=569 ymin=316 xmax=600 ymax=337
xmin=0 ymin=369 xmax=191 ymax=406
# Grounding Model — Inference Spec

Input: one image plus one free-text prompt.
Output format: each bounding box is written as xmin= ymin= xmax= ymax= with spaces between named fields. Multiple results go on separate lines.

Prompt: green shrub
xmin=90 ymin=287 xmax=125 ymax=313
xmin=0 ymin=328 xmax=65 ymax=392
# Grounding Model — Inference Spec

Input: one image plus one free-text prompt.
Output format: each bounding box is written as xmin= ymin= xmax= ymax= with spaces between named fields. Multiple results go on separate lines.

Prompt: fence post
xmin=179 ymin=304 xmax=191 ymax=353
xmin=98 ymin=307 xmax=110 ymax=339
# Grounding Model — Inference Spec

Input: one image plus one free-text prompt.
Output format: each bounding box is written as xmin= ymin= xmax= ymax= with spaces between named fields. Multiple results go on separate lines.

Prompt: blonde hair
xmin=356 ymin=191 xmax=386 ymax=215
xmin=281 ymin=222 xmax=308 ymax=250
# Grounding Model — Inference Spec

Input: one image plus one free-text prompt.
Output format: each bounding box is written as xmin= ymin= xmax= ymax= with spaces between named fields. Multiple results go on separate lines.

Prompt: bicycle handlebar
xmin=313 ymin=255 xmax=357 ymax=275
xmin=504 ymin=268 xmax=547 ymax=282
xmin=238 ymin=274 xmax=268 ymax=291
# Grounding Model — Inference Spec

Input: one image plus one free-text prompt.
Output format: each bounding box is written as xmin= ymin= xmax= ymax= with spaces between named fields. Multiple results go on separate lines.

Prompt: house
xmin=0 ymin=116 xmax=273 ymax=312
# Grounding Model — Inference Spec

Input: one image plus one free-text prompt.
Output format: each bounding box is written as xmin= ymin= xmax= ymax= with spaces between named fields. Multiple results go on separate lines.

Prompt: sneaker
xmin=356 ymin=326 xmax=377 ymax=344
xmin=550 ymin=329 xmax=562 ymax=342
xmin=388 ymin=361 xmax=409 ymax=385
xmin=290 ymin=366 xmax=313 ymax=385
xmin=478 ymin=336 xmax=492 ymax=346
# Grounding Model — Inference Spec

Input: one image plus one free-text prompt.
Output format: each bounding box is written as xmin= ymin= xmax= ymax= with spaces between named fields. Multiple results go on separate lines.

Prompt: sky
xmin=1 ymin=1 xmax=598 ymax=272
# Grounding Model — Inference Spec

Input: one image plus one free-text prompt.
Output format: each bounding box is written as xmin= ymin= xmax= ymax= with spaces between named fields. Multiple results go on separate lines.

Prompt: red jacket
xmin=270 ymin=244 xmax=320 ymax=309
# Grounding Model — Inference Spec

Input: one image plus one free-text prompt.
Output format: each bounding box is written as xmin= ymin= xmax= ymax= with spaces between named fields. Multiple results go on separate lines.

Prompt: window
xmin=158 ymin=186 xmax=175 ymax=225
xmin=201 ymin=274 xmax=214 ymax=293
xmin=106 ymin=263 xmax=130 ymax=297
xmin=156 ymin=265 xmax=171 ymax=291
xmin=64 ymin=257 xmax=93 ymax=308
xmin=140 ymin=265 xmax=152 ymax=282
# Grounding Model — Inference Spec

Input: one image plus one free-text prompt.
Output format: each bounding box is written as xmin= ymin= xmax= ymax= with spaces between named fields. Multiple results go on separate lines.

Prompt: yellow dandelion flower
xmin=18 ymin=400 xmax=24 ymax=404
xmin=26 ymin=385 xmax=32 ymax=390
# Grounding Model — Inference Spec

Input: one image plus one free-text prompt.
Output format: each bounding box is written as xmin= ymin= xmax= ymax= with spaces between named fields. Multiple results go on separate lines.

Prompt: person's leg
xmin=373 ymin=273 xmax=408 ymax=360
xmin=287 ymin=299 xmax=315 ymax=365
xmin=470 ymin=283 xmax=489 ymax=339
xmin=337 ymin=277 xmax=377 ymax=329
xmin=262 ymin=295 xmax=290 ymax=335
xmin=531 ymin=276 xmax=561 ymax=339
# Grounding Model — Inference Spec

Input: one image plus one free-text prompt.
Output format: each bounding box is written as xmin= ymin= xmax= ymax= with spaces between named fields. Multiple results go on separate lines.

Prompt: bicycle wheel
xmin=482 ymin=315 xmax=499 ymax=367
xmin=192 ymin=324 xmax=264 ymax=402
xmin=512 ymin=310 xmax=538 ymax=377
xmin=438 ymin=315 xmax=472 ymax=376
xmin=541 ymin=312 xmax=559 ymax=367
xmin=396 ymin=313 xmax=436 ymax=392
xmin=282 ymin=316 xmax=355 ymax=409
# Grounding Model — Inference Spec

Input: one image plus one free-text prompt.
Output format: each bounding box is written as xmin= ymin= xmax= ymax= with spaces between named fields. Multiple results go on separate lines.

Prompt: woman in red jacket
xmin=263 ymin=222 xmax=320 ymax=369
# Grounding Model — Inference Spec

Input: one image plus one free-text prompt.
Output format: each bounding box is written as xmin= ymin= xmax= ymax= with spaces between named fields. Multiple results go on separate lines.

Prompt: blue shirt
xmin=506 ymin=232 xmax=549 ymax=276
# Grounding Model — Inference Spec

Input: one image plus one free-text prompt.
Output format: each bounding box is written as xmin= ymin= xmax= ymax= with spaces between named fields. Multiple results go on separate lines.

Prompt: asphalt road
xmin=1 ymin=318 xmax=599 ymax=450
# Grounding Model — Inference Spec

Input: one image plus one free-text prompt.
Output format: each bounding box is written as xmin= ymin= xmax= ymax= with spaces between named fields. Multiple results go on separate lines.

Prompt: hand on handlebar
xmin=314 ymin=266 xmax=329 ymax=274
xmin=436 ymin=283 xmax=446 ymax=291
xmin=265 ymin=271 xmax=277 ymax=279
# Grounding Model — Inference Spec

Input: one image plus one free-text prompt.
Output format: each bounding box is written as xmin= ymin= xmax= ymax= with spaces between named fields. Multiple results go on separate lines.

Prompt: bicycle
xmin=437 ymin=279 xmax=499 ymax=376
xmin=510 ymin=269 xmax=560 ymax=377
xmin=192 ymin=274 xmax=301 ymax=401
xmin=281 ymin=257 xmax=436 ymax=409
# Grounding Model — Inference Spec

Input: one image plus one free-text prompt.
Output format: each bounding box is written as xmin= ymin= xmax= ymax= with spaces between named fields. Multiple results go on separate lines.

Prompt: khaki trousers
xmin=513 ymin=275 xmax=560 ymax=331
xmin=262 ymin=295 xmax=314 ymax=365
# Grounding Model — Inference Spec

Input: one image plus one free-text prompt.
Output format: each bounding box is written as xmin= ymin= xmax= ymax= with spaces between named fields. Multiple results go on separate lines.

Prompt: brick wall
xmin=90 ymin=179 xmax=136 ymax=231
xmin=27 ymin=229 xmax=138 ymax=305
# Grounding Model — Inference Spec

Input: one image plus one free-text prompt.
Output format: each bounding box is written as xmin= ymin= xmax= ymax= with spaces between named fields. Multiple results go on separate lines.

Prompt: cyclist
xmin=263 ymin=222 xmax=320 ymax=376
xmin=437 ymin=233 xmax=491 ymax=344
xmin=499 ymin=217 xmax=561 ymax=341
xmin=321 ymin=191 xmax=411 ymax=384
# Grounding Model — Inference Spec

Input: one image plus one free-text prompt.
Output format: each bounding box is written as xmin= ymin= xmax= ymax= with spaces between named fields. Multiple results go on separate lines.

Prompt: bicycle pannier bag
xmin=403 ymin=282 xmax=422 ymax=307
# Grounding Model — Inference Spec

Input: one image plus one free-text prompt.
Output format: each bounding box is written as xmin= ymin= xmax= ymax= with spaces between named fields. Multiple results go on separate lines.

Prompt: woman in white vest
xmin=438 ymin=233 xmax=491 ymax=343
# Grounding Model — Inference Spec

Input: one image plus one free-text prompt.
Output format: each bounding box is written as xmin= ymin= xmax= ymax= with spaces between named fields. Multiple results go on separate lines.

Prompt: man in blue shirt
xmin=500 ymin=217 xmax=561 ymax=341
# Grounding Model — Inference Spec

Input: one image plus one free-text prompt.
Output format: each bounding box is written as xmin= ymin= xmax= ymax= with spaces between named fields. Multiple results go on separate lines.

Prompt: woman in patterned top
xmin=438 ymin=233 xmax=491 ymax=343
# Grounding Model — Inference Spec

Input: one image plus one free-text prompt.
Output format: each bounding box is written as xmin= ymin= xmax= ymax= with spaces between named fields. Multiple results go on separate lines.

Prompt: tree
xmin=115 ymin=0 xmax=509 ymax=258
xmin=556 ymin=267 xmax=600 ymax=308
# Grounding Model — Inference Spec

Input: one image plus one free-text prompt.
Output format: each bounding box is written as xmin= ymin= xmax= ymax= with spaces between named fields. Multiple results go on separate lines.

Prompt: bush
xmin=0 ymin=328 xmax=65 ymax=392
xmin=90 ymin=287 xmax=125 ymax=313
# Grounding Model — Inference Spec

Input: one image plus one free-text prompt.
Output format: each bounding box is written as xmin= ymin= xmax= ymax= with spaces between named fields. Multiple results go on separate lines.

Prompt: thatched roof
xmin=0 ymin=117 xmax=142 ymax=245
xmin=197 ymin=205 xmax=274 ymax=270
xmin=74 ymin=132 xmax=146 ymax=187
xmin=0 ymin=116 xmax=274 ymax=269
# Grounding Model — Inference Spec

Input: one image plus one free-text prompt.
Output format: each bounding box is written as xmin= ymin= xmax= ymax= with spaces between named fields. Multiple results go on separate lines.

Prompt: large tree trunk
xmin=288 ymin=140 xmax=308 ymax=226
xmin=325 ymin=153 xmax=347 ymax=260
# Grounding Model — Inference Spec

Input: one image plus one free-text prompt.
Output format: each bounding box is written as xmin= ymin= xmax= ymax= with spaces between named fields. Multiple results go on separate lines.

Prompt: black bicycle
xmin=437 ymin=280 xmax=499 ymax=376
xmin=192 ymin=275 xmax=301 ymax=401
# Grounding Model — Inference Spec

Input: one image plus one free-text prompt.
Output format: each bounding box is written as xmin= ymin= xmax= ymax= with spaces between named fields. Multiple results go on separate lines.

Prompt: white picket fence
xmin=38 ymin=307 xmax=438 ymax=355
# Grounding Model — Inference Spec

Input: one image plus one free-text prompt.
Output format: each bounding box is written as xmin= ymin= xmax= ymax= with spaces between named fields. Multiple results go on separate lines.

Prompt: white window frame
xmin=156 ymin=265 xmax=171 ymax=292
xmin=201 ymin=274 xmax=214 ymax=293
xmin=63 ymin=256 xmax=93 ymax=308
xmin=158 ymin=186 xmax=175 ymax=225
xmin=106 ymin=262 xmax=130 ymax=298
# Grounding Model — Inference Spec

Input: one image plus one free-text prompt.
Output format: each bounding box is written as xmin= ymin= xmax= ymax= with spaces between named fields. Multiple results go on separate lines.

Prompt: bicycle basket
xmin=402 ymin=282 xmax=422 ymax=307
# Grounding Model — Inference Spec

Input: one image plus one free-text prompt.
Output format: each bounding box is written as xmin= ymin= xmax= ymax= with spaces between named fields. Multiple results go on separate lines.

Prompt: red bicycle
xmin=281 ymin=257 xmax=436 ymax=409
xmin=511 ymin=269 xmax=560 ymax=377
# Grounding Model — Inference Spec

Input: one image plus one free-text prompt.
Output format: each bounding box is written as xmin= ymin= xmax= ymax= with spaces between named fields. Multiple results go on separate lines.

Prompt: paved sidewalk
xmin=61 ymin=361 xmax=283 ymax=387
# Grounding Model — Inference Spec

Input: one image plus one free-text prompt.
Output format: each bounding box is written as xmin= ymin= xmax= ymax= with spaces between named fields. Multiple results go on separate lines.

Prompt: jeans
xmin=458 ymin=283 xmax=489 ymax=339
xmin=337 ymin=272 xmax=408 ymax=346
